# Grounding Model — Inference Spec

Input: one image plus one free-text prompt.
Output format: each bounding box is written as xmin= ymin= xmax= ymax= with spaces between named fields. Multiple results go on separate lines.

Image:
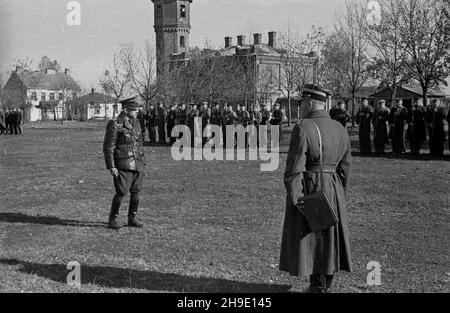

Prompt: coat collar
xmin=305 ymin=110 xmax=330 ymax=119
xmin=117 ymin=112 xmax=134 ymax=130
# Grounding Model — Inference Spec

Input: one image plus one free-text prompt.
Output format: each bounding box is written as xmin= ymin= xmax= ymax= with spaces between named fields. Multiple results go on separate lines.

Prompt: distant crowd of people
xmin=349 ymin=98 xmax=449 ymax=157
xmin=0 ymin=108 xmax=23 ymax=135
xmin=138 ymin=101 xmax=285 ymax=146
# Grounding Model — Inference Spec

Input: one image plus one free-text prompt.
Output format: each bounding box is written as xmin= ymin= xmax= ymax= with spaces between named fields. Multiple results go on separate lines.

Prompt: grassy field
xmin=0 ymin=120 xmax=449 ymax=293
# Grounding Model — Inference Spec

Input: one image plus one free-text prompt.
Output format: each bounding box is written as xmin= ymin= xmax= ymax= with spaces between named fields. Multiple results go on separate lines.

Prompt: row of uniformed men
xmin=138 ymin=102 xmax=285 ymax=144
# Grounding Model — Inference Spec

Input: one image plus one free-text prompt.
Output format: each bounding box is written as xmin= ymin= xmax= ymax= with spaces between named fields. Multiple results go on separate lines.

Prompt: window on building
xmin=95 ymin=104 xmax=101 ymax=115
xmin=31 ymin=92 xmax=37 ymax=101
xmin=59 ymin=93 xmax=64 ymax=100
xmin=41 ymin=93 xmax=46 ymax=101
xmin=180 ymin=35 xmax=185 ymax=47
xmin=180 ymin=4 xmax=186 ymax=18
xmin=50 ymin=93 xmax=55 ymax=101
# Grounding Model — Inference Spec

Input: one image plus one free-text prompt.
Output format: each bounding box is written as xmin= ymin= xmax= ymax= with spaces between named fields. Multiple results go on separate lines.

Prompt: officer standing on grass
xmin=103 ymin=97 xmax=146 ymax=230
xmin=280 ymin=83 xmax=352 ymax=293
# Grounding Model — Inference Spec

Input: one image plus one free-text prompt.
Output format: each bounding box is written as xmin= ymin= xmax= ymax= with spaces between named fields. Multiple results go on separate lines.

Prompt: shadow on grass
xmin=0 ymin=213 xmax=108 ymax=228
xmin=0 ymin=258 xmax=291 ymax=293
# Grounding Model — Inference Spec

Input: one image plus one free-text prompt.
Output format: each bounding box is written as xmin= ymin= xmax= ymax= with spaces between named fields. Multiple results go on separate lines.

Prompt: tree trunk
xmin=421 ymin=84 xmax=428 ymax=108
xmin=288 ymin=91 xmax=291 ymax=128
xmin=351 ymin=91 xmax=356 ymax=127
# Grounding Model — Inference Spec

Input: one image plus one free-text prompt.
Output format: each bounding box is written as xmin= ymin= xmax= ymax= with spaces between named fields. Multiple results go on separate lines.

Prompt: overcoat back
xmin=280 ymin=110 xmax=352 ymax=277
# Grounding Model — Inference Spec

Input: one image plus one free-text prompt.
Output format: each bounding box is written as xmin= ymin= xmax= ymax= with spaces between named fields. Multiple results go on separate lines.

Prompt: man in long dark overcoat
xmin=407 ymin=98 xmax=427 ymax=155
xmin=389 ymin=99 xmax=408 ymax=156
xmin=373 ymin=100 xmax=390 ymax=154
xmin=355 ymin=98 xmax=373 ymax=155
xmin=103 ymin=97 xmax=146 ymax=230
xmin=280 ymin=84 xmax=352 ymax=293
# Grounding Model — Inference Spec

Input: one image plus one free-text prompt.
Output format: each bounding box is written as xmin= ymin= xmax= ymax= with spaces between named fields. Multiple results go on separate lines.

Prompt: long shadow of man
xmin=0 ymin=259 xmax=291 ymax=293
xmin=0 ymin=213 xmax=107 ymax=228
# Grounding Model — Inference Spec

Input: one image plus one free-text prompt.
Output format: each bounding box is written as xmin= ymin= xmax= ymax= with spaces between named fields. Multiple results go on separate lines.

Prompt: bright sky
xmin=0 ymin=0 xmax=449 ymax=93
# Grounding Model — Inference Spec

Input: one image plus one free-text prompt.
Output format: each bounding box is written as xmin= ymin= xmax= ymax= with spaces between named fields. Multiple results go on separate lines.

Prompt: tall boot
xmin=108 ymin=194 xmax=123 ymax=230
xmin=325 ymin=275 xmax=334 ymax=293
xmin=128 ymin=193 xmax=143 ymax=228
xmin=303 ymin=274 xmax=326 ymax=293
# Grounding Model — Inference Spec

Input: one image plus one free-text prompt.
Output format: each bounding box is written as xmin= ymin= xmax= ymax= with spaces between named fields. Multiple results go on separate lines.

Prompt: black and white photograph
xmin=0 ymin=0 xmax=449 ymax=300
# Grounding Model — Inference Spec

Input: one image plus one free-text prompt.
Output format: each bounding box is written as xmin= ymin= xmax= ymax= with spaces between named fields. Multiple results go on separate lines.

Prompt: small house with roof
xmin=369 ymin=85 xmax=447 ymax=110
xmin=1 ymin=67 xmax=81 ymax=121
xmin=70 ymin=89 xmax=119 ymax=121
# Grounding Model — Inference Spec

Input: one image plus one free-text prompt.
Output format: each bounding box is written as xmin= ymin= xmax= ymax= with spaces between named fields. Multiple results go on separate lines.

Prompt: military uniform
xmin=429 ymin=106 xmax=446 ymax=157
xmin=280 ymin=84 xmax=352 ymax=293
xmin=222 ymin=108 xmax=237 ymax=148
xmin=407 ymin=105 xmax=427 ymax=154
xmin=167 ymin=107 xmax=178 ymax=144
xmin=356 ymin=105 xmax=373 ymax=155
xmin=270 ymin=106 xmax=284 ymax=143
xmin=137 ymin=111 xmax=146 ymax=142
xmin=210 ymin=106 xmax=222 ymax=126
xmin=333 ymin=108 xmax=350 ymax=128
xmin=199 ymin=105 xmax=211 ymax=145
xmin=389 ymin=106 xmax=408 ymax=155
xmin=146 ymin=106 xmax=156 ymax=143
xmin=373 ymin=105 xmax=390 ymax=154
xmin=261 ymin=108 xmax=271 ymax=125
xmin=155 ymin=105 xmax=167 ymax=144
xmin=103 ymin=98 xmax=146 ymax=229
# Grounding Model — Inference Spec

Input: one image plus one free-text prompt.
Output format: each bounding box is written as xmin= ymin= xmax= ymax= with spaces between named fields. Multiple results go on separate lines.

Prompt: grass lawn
xmin=0 ymin=120 xmax=449 ymax=293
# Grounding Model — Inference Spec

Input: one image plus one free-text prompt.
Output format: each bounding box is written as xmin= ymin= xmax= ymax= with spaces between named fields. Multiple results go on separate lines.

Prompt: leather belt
xmin=306 ymin=163 xmax=337 ymax=173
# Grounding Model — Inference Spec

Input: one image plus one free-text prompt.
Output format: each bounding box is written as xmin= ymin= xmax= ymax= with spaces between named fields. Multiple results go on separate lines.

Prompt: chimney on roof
xmin=253 ymin=33 xmax=262 ymax=45
xmin=91 ymin=88 xmax=95 ymax=94
xmin=225 ymin=36 xmax=233 ymax=48
xmin=268 ymin=31 xmax=277 ymax=48
xmin=237 ymin=35 xmax=246 ymax=46
xmin=64 ymin=68 xmax=69 ymax=74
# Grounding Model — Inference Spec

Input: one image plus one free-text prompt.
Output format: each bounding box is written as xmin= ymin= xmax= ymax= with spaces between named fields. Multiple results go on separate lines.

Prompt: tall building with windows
xmin=151 ymin=0 xmax=193 ymax=78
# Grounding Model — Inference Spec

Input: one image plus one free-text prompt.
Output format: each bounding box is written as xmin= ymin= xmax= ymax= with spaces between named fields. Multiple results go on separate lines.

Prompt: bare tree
xmin=323 ymin=1 xmax=371 ymax=121
xmin=100 ymin=45 xmax=133 ymax=117
xmin=399 ymin=0 xmax=450 ymax=105
xmin=123 ymin=41 xmax=159 ymax=109
xmin=278 ymin=26 xmax=304 ymax=127
xmin=364 ymin=0 xmax=412 ymax=104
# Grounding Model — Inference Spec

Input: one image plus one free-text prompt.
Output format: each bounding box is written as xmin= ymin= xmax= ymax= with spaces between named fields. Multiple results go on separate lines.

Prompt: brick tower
xmin=151 ymin=0 xmax=192 ymax=80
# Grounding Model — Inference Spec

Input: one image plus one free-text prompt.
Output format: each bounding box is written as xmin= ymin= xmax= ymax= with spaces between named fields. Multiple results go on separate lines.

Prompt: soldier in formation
xmin=332 ymin=101 xmax=350 ymax=128
xmin=355 ymin=98 xmax=374 ymax=156
xmin=270 ymin=103 xmax=284 ymax=143
xmin=155 ymin=102 xmax=167 ymax=144
xmin=389 ymin=99 xmax=408 ymax=156
xmin=373 ymin=99 xmax=390 ymax=154
xmin=221 ymin=104 xmax=237 ymax=148
xmin=146 ymin=103 xmax=156 ymax=143
xmin=407 ymin=98 xmax=427 ymax=155
xmin=428 ymin=99 xmax=446 ymax=157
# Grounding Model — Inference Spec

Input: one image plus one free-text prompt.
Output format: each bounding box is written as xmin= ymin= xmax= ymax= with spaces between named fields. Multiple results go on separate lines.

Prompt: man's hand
xmin=109 ymin=168 xmax=119 ymax=177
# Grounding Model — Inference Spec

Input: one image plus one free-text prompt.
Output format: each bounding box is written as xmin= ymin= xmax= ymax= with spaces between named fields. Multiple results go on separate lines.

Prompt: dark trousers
xmin=109 ymin=170 xmax=144 ymax=219
xmin=13 ymin=123 xmax=22 ymax=135
xmin=147 ymin=124 xmax=156 ymax=143
xmin=157 ymin=121 xmax=166 ymax=143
